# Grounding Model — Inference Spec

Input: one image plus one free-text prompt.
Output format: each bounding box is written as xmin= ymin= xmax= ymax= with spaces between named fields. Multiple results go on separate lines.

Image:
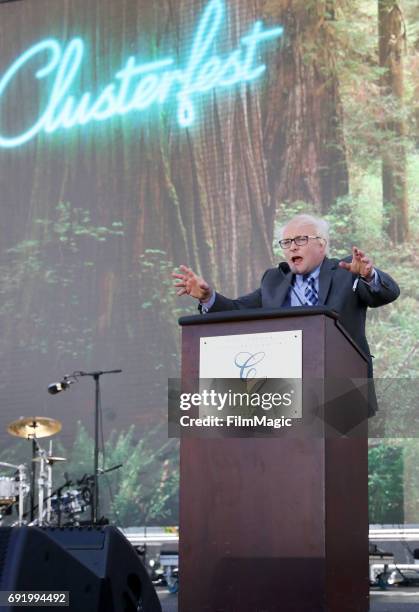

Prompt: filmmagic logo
xmin=0 ymin=0 xmax=284 ymax=148
xmin=179 ymin=413 xmax=293 ymax=429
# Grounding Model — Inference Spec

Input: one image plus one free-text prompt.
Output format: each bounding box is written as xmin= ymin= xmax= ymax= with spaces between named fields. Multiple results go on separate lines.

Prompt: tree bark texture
xmin=378 ymin=0 xmax=409 ymax=242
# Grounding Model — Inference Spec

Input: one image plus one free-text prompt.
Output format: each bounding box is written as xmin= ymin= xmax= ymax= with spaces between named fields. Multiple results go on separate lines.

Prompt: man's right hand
xmin=172 ymin=265 xmax=213 ymax=302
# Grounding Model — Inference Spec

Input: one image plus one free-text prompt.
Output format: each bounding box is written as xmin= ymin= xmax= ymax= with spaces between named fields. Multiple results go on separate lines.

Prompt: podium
xmin=178 ymin=307 xmax=369 ymax=612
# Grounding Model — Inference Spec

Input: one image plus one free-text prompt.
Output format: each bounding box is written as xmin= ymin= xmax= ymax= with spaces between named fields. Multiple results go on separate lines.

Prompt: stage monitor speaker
xmin=0 ymin=526 xmax=162 ymax=612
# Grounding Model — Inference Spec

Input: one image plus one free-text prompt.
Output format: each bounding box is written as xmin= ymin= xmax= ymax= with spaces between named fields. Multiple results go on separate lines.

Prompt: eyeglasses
xmin=278 ymin=235 xmax=324 ymax=249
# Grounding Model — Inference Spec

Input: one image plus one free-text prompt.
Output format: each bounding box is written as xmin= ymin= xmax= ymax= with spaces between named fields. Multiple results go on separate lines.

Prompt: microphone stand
xmin=75 ymin=369 xmax=122 ymax=524
xmin=30 ymin=435 xmax=39 ymax=522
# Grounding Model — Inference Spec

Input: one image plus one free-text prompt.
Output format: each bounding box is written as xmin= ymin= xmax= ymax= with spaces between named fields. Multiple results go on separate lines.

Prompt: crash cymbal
xmin=32 ymin=456 xmax=67 ymax=464
xmin=7 ymin=417 xmax=62 ymax=439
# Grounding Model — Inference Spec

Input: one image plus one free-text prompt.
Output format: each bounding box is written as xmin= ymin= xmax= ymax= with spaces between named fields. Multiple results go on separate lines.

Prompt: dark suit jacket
xmin=209 ymin=257 xmax=400 ymax=414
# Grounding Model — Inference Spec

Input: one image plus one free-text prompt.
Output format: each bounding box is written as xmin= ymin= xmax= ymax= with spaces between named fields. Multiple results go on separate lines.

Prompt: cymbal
xmin=32 ymin=456 xmax=67 ymax=464
xmin=0 ymin=461 xmax=19 ymax=470
xmin=7 ymin=417 xmax=62 ymax=439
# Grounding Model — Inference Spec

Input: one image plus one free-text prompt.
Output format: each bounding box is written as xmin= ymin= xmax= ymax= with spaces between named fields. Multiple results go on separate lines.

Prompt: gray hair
xmin=278 ymin=214 xmax=330 ymax=255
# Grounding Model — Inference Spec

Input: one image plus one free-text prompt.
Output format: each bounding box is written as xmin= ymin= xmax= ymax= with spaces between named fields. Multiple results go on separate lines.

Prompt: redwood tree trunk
xmin=264 ymin=0 xmax=348 ymax=220
xmin=378 ymin=0 xmax=409 ymax=242
xmin=412 ymin=49 xmax=419 ymax=149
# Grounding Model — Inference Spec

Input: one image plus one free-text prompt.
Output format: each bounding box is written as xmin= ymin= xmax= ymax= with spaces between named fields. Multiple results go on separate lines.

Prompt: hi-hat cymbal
xmin=32 ymin=456 xmax=67 ymax=464
xmin=7 ymin=417 xmax=62 ymax=439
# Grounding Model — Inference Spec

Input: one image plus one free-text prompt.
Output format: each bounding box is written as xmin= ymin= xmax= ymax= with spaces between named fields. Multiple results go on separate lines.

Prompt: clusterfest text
xmin=0 ymin=0 xmax=283 ymax=148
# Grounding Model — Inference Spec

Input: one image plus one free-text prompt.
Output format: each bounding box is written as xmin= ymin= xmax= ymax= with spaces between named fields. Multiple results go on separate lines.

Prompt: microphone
xmin=47 ymin=377 xmax=74 ymax=395
xmin=278 ymin=261 xmax=305 ymax=306
xmin=278 ymin=261 xmax=290 ymax=274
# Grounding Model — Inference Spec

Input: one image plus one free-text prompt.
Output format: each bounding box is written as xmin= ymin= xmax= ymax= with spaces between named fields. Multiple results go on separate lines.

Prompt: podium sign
xmin=199 ymin=329 xmax=302 ymax=379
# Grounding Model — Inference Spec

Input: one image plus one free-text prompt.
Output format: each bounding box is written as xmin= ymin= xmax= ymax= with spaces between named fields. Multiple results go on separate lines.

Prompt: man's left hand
xmin=339 ymin=246 xmax=374 ymax=281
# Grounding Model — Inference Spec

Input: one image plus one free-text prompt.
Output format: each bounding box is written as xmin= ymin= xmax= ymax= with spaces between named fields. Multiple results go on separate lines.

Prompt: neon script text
xmin=0 ymin=0 xmax=283 ymax=148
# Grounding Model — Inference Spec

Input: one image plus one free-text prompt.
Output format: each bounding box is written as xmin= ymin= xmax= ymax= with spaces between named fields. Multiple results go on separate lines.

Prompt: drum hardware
xmin=0 ymin=462 xmax=20 ymax=507
xmin=24 ymin=473 xmax=73 ymax=527
xmin=6 ymin=417 xmax=62 ymax=524
xmin=32 ymin=456 xmax=67 ymax=464
xmin=98 ymin=463 xmax=123 ymax=475
xmin=0 ymin=462 xmax=29 ymax=526
xmin=44 ymin=465 xmax=121 ymax=527
xmin=0 ymin=461 xmax=22 ymax=470
xmin=0 ymin=476 xmax=18 ymax=507
xmin=16 ymin=464 xmax=93 ymax=528
xmin=7 ymin=416 xmax=62 ymax=522
xmin=4 ymin=387 xmax=123 ymax=528
xmin=17 ymin=464 xmax=28 ymax=526
xmin=24 ymin=466 xmax=99 ymax=528
xmin=32 ymin=440 xmax=68 ymax=525
xmin=33 ymin=452 xmax=67 ymax=522
xmin=0 ymin=450 xmax=121 ymax=528
xmin=51 ymin=489 xmax=88 ymax=521
xmin=40 ymin=475 xmax=91 ymax=527
xmin=47 ymin=369 xmax=122 ymax=524
xmin=50 ymin=474 xmax=73 ymax=527
xmin=36 ymin=446 xmax=50 ymax=525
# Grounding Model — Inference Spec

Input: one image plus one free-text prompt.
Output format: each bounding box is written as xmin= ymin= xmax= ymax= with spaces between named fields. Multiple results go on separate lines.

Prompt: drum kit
xmin=0 ymin=416 xmax=90 ymax=527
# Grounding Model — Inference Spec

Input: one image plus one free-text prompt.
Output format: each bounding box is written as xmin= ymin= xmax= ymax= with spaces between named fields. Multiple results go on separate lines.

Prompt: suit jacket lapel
xmin=318 ymin=257 xmax=337 ymax=305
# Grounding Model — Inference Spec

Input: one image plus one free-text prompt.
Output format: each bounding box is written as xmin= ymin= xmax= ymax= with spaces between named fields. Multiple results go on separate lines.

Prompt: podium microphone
xmin=278 ymin=261 xmax=305 ymax=306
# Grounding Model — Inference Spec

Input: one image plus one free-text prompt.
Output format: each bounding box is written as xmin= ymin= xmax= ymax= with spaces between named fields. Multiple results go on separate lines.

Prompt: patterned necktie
xmin=304 ymin=275 xmax=318 ymax=306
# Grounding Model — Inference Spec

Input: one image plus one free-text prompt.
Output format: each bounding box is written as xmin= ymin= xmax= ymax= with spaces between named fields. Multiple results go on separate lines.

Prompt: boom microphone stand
xmin=74 ymin=370 xmax=122 ymax=524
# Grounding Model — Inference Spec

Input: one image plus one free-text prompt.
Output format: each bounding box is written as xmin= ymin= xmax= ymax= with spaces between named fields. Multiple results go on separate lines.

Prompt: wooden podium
xmin=178 ymin=307 xmax=369 ymax=612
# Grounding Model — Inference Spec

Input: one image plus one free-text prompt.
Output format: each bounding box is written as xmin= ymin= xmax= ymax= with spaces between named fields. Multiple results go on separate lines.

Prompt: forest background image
xmin=0 ymin=0 xmax=418 ymax=526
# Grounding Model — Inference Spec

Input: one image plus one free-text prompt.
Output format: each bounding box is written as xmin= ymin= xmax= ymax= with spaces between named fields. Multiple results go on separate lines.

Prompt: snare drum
xmin=0 ymin=476 xmax=19 ymax=506
xmin=51 ymin=489 xmax=86 ymax=515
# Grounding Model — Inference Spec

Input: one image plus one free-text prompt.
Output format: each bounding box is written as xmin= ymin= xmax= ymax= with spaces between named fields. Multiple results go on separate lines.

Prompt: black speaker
xmin=0 ymin=526 xmax=162 ymax=612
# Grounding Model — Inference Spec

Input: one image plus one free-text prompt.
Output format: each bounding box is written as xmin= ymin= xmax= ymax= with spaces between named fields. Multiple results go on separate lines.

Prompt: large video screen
xmin=0 ymin=0 xmax=418 ymax=528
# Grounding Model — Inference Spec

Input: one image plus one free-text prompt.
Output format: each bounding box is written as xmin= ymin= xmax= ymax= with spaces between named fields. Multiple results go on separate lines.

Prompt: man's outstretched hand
xmin=172 ymin=265 xmax=213 ymax=302
xmin=339 ymin=247 xmax=374 ymax=281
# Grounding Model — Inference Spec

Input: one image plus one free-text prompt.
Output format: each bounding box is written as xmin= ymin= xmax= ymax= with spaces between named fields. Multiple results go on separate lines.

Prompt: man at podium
xmin=173 ymin=213 xmax=399 ymax=413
